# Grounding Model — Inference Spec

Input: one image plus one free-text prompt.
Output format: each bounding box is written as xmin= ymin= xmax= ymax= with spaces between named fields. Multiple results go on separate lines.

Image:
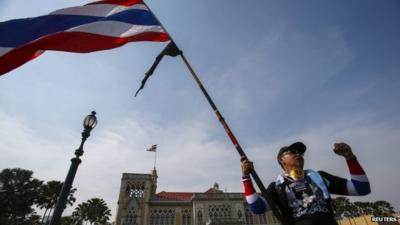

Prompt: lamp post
xmin=49 ymin=111 xmax=98 ymax=225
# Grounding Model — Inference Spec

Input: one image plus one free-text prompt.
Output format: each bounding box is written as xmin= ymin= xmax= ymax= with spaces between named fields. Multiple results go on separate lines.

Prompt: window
xmin=149 ymin=209 xmax=175 ymax=225
xmin=244 ymin=206 xmax=253 ymax=225
xmin=197 ymin=210 xmax=203 ymax=225
xmin=237 ymin=210 xmax=243 ymax=220
xmin=272 ymin=215 xmax=278 ymax=224
xmin=208 ymin=204 xmax=232 ymax=219
xmin=259 ymin=213 xmax=267 ymax=224
xmin=126 ymin=182 xmax=145 ymax=198
xmin=123 ymin=206 xmax=138 ymax=225
xmin=182 ymin=209 xmax=192 ymax=225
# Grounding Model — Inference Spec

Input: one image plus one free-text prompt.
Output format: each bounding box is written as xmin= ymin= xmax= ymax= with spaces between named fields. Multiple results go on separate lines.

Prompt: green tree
xmin=334 ymin=199 xmax=396 ymax=224
xmin=332 ymin=197 xmax=360 ymax=225
xmin=353 ymin=201 xmax=374 ymax=225
xmin=0 ymin=168 xmax=43 ymax=225
xmin=73 ymin=198 xmax=111 ymax=225
xmin=72 ymin=202 xmax=89 ymax=225
xmin=36 ymin=180 xmax=77 ymax=224
xmin=332 ymin=197 xmax=350 ymax=219
xmin=353 ymin=201 xmax=373 ymax=215
xmin=24 ymin=213 xmax=41 ymax=225
xmin=60 ymin=215 xmax=83 ymax=225
xmin=372 ymin=200 xmax=395 ymax=217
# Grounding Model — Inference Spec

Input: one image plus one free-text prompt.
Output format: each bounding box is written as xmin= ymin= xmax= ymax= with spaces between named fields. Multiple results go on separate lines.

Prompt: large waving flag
xmin=0 ymin=0 xmax=170 ymax=76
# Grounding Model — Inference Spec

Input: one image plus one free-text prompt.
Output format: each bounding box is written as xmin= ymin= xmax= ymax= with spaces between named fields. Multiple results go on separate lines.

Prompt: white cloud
xmin=208 ymin=26 xmax=355 ymax=121
xmin=0 ymin=111 xmax=74 ymax=176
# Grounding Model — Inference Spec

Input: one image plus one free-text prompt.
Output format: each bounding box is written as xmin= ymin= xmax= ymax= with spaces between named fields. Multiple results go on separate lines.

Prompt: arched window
xmin=150 ymin=209 xmax=175 ymax=225
xmin=197 ymin=210 xmax=203 ymax=225
xmin=126 ymin=182 xmax=145 ymax=198
xmin=123 ymin=206 xmax=138 ymax=225
xmin=208 ymin=204 xmax=232 ymax=220
xmin=182 ymin=209 xmax=192 ymax=225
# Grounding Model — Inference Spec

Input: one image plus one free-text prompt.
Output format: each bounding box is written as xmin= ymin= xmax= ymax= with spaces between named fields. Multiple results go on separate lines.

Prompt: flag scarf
xmin=0 ymin=0 xmax=170 ymax=76
xmin=135 ymin=41 xmax=181 ymax=97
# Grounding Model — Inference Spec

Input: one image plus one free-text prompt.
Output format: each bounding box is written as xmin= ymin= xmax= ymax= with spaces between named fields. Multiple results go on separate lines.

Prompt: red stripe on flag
xmin=87 ymin=0 xmax=144 ymax=6
xmin=0 ymin=32 xmax=170 ymax=75
xmin=0 ymin=49 xmax=43 ymax=76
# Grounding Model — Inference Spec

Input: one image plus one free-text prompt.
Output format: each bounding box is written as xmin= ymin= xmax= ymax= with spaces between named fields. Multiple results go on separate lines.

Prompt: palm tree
xmin=36 ymin=181 xmax=76 ymax=224
xmin=73 ymin=198 xmax=111 ymax=225
xmin=0 ymin=168 xmax=43 ymax=225
xmin=60 ymin=215 xmax=83 ymax=225
xmin=73 ymin=202 xmax=89 ymax=225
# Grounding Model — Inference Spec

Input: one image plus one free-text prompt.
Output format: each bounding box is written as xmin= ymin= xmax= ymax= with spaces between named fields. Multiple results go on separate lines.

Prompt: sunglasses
xmin=282 ymin=150 xmax=304 ymax=156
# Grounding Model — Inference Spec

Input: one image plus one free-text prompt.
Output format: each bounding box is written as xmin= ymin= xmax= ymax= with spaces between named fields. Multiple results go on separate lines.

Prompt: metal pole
xmin=143 ymin=2 xmax=282 ymax=222
xmin=153 ymin=150 xmax=157 ymax=170
xmin=49 ymin=130 xmax=90 ymax=225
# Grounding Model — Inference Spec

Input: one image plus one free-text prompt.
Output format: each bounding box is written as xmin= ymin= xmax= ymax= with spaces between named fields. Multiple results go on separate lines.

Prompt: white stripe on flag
xmin=50 ymin=4 xmax=148 ymax=17
xmin=65 ymin=21 xmax=164 ymax=38
xmin=0 ymin=47 xmax=13 ymax=57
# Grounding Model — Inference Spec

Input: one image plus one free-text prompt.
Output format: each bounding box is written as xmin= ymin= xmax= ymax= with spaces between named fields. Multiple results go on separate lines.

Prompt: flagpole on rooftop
xmin=153 ymin=149 xmax=157 ymax=170
xmin=143 ymin=2 xmax=282 ymax=222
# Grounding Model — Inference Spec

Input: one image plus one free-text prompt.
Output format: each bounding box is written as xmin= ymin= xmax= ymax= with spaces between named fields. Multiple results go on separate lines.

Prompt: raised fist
xmin=240 ymin=156 xmax=253 ymax=176
xmin=333 ymin=142 xmax=355 ymax=160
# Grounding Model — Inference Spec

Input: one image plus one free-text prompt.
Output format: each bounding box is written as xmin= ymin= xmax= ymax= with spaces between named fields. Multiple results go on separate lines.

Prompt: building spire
xmin=151 ymin=167 xmax=157 ymax=177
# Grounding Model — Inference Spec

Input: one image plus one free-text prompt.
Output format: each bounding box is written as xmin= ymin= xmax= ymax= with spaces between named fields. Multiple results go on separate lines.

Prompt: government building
xmin=114 ymin=169 xmax=278 ymax=225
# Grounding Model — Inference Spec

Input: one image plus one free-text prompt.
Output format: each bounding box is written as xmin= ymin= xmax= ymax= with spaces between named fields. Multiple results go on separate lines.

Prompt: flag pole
xmin=180 ymin=53 xmax=282 ymax=221
xmin=143 ymin=2 xmax=282 ymax=221
xmin=153 ymin=149 xmax=157 ymax=170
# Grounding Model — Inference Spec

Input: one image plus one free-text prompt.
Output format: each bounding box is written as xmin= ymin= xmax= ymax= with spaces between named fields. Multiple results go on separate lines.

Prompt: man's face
xmin=280 ymin=149 xmax=304 ymax=169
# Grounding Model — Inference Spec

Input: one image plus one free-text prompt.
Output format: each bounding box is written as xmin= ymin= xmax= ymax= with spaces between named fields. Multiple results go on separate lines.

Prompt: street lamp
xmin=50 ymin=111 xmax=97 ymax=225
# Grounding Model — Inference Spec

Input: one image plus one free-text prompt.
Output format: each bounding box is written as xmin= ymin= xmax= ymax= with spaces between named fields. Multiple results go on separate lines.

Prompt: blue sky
xmin=1 ymin=0 xmax=399 ymax=218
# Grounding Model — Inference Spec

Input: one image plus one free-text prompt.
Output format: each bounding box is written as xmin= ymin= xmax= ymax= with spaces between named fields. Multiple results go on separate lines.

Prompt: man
xmin=241 ymin=142 xmax=370 ymax=225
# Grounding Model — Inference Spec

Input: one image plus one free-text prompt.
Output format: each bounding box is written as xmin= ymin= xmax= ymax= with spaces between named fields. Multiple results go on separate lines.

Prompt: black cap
xmin=277 ymin=142 xmax=306 ymax=164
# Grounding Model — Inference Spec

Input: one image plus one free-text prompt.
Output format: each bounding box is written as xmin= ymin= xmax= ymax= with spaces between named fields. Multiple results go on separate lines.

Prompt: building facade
xmin=115 ymin=170 xmax=278 ymax=225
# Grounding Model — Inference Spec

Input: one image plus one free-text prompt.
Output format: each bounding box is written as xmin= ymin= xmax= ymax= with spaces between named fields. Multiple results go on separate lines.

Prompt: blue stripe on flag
xmin=106 ymin=9 xmax=159 ymax=25
xmin=0 ymin=9 xmax=159 ymax=47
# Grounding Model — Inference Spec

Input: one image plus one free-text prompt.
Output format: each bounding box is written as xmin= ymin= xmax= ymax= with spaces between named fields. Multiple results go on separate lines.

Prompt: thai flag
xmin=0 ymin=0 xmax=170 ymax=76
xmin=146 ymin=144 xmax=157 ymax=152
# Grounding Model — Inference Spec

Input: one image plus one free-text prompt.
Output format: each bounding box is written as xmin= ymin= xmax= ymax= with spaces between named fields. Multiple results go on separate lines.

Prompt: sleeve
xmin=242 ymin=175 xmax=268 ymax=214
xmin=345 ymin=158 xmax=371 ymax=195
xmin=319 ymin=158 xmax=371 ymax=196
